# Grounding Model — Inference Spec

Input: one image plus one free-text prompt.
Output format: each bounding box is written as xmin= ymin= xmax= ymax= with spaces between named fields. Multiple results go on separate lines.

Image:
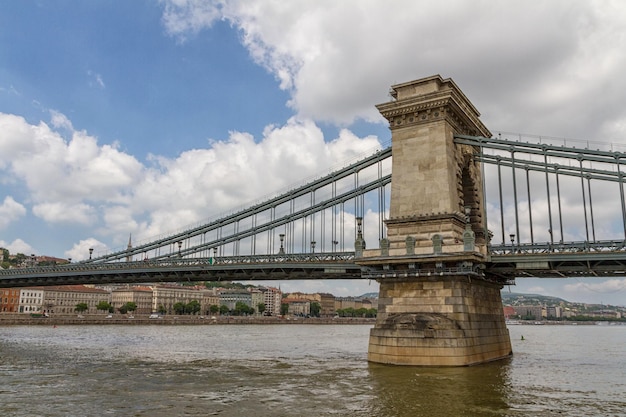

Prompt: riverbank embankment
xmin=0 ymin=314 xmax=375 ymax=326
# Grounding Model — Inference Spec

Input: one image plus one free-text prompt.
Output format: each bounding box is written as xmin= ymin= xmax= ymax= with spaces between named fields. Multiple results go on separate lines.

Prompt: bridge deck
xmin=3 ymin=242 xmax=626 ymax=287
xmin=0 ymin=254 xmax=364 ymax=288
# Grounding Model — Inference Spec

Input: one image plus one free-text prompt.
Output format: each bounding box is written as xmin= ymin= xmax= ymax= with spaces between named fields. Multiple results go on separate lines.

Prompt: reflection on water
xmin=0 ymin=324 xmax=625 ymax=416
xmin=368 ymin=361 xmax=512 ymax=417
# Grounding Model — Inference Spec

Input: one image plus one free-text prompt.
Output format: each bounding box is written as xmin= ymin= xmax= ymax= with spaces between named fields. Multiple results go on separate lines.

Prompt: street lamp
xmin=356 ymin=217 xmax=363 ymax=238
xmin=311 ymin=241 xmax=316 ymax=253
xmin=178 ymin=241 xmax=183 ymax=257
xmin=332 ymin=240 xmax=338 ymax=252
xmin=279 ymin=234 xmax=285 ymax=255
xmin=509 ymin=234 xmax=515 ymax=253
xmin=89 ymin=248 xmax=93 ymax=260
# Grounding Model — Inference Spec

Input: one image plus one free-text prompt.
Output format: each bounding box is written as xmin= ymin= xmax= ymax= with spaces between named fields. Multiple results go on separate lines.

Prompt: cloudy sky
xmin=1 ymin=1 xmax=626 ymax=304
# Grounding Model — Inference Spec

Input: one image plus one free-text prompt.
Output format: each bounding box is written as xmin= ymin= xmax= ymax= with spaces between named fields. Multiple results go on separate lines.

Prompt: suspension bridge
xmin=3 ymin=131 xmax=625 ymax=286
xmin=2 ymin=75 xmax=625 ymax=365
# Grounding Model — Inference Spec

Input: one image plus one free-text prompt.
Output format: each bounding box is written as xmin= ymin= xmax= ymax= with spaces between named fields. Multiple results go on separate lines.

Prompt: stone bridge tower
xmin=360 ymin=75 xmax=512 ymax=366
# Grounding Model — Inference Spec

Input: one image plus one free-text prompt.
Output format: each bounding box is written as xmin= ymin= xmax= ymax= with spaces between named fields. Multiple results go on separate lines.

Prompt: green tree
xmin=280 ymin=303 xmax=289 ymax=316
xmin=14 ymin=253 xmax=27 ymax=267
xmin=96 ymin=301 xmax=112 ymax=314
xmin=257 ymin=303 xmax=266 ymax=316
xmin=75 ymin=303 xmax=88 ymax=313
xmin=187 ymin=300 xmax=201 ymax=315
xmin=173 ymin=302 xmax=186 ymax=315
xmin=157 ymin=305 xmax=167 ymax=314
xmin=118 ymin=302 xmax=137 ymax=314
xmin=336 ymin=307 xmax=356 ymax=317
xmin=234 ymin=301 xmax=254 ymax=316
xmin=310 ymin=302 xmax=321 ymax=317
xmin=219 ymin=304 xmax=230 ymax=315
xmin=209 ymin=304 xmax=219 ymax=315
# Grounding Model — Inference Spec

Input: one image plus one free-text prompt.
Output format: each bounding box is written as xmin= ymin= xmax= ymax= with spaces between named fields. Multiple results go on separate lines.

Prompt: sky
xmin=1 ymin=0 xmax=626 ymax=305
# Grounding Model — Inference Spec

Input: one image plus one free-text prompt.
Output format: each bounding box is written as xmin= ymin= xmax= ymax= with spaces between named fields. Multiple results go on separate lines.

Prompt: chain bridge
xmin=3 ymin=129 xmax=625 ymax=287
xmin=2 ymin=75 xmax=626 ymax=365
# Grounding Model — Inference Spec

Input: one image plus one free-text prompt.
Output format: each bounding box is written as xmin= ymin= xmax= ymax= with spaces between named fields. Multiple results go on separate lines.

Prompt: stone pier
xmin=368 ymin=277 xmax=511 ymax=366
xmin=360 ymin=75 xmax=512 ymax=366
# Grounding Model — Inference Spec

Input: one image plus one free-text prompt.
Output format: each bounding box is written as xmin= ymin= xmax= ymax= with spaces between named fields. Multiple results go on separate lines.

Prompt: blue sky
xmin=2 ymin=1 xmax=626 ymax=305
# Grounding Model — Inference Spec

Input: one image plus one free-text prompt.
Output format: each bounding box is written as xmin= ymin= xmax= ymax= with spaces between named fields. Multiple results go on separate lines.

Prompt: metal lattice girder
xmin=0 ymin=253 xmax=364 ymax=288
xmin=488 ymin=251 xmax=626 ymax=279
xmin=489 ymin=239 xmax=626 ymax=255
xmin=455 ymin=133 xmax=626 ymax=247
xmin=455 ymin=134 xmax=626 ymax=181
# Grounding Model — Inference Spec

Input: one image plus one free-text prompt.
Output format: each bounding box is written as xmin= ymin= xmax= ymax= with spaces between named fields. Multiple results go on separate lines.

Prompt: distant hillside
xmin=501 ymin=292 xmax=568 ymax=306
xmin=360 ymin=291 xmax=564 ymax=303
xmin=358 ymin=292 xmax=379 ymax=299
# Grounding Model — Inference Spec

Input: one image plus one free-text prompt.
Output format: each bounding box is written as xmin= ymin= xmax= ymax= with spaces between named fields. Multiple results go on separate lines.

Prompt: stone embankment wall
xmin=0 ymin=314 xmax=375 ymax=326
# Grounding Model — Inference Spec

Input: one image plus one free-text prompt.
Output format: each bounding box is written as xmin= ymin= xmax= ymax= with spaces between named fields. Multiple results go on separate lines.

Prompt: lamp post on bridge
xmin=89 ymin=248 xmax=93 ymax=260
xmin=332 ymin=240 xmax=338 ymax=252
xmin=178 ymin=241 xmax=183 ymax=258
xmin=509 ymin=234 xmax=516 ymax=254
xmin=311 ymin=241 xmax=316 ymax=254
xmin=278 ymin=234 xmax=285 ymax=255
xmin=354 ymin=217 xmax=365 ymax=257
xmin=356 ymin=217 xmax=363 ymax=239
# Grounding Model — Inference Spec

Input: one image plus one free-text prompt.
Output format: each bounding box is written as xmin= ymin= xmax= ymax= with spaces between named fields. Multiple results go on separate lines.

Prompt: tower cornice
xmin=376 ymin=75 xmax=491 ymax=137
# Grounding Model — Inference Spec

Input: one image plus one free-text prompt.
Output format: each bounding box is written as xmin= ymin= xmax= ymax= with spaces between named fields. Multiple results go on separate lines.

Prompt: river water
xmin=0 ymin=323 xmax=624 ymax=417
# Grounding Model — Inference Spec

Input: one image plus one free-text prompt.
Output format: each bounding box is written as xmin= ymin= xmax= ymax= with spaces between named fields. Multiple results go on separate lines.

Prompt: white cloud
xmin=159 ymin=0 xmax=626 ymax=140
xmin=32 ymin=202 xmax=95 ymax=225
xmin=0 ymin=196 xmax=26 ymax=229
xmin=0 ymin=238 xmax=34 ymax=255
xmin=0 ymin=110 xmax=382 ymax=253
xmin=564 ymin=279 xmax=626 ymax=297
xmin=0 ymin=84 xmax=20 ymax=96
xmin=160 ymin=0 xmax=223 ymax=41
xmin=65 ymin=238 xmax=109 ymax=262
xmin=87 ymin=70 xmax=105 ymax=89
xmin=129 ymin=117 xmax=381 ymax=241
xmin=49 ymin=110 xmax=74 ymax=131
xmin=0 ymin=113 xmax=144 ymax=225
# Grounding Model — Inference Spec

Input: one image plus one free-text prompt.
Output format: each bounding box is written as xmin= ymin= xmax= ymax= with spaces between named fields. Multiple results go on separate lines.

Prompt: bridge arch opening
xmin=459 ymin=152 xmax=485 ymax=244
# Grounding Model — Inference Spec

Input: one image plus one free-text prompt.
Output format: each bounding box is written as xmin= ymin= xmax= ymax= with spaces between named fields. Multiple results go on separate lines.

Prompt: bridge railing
xmin=0 ymin=252 xmax=358 ymax=277
xmin=489 ymin=239 xmax=626 ymax=255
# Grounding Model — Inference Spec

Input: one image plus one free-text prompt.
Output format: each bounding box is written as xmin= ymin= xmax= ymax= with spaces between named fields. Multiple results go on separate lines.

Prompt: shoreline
xmin=0 ymin=314 xmax=376 ymax=326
